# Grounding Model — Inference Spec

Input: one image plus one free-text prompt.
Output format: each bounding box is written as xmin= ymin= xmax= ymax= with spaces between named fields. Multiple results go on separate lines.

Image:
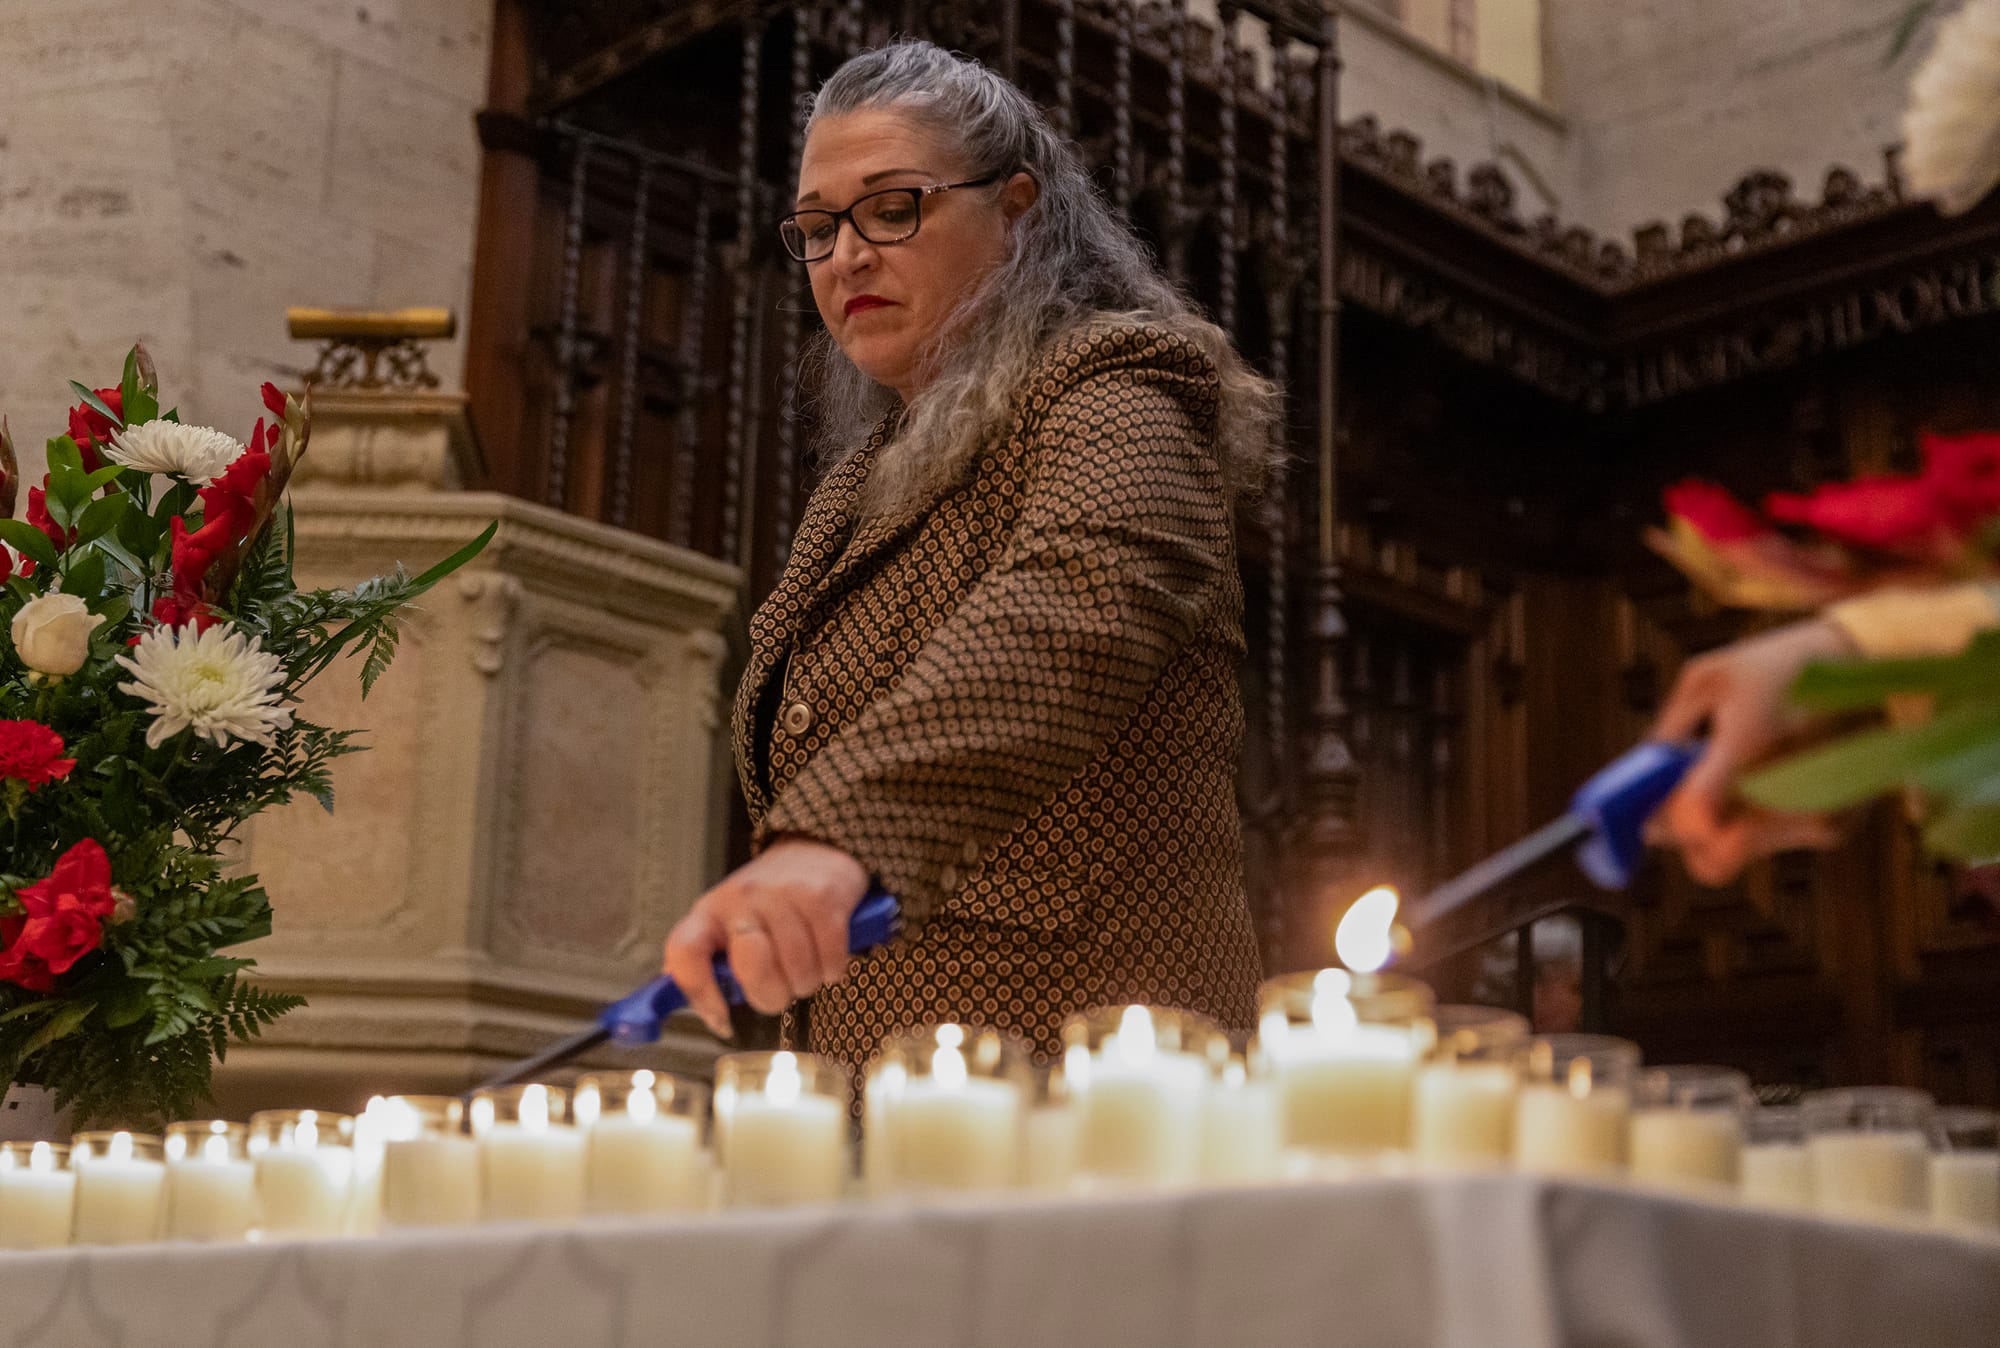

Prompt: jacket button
xmin=938 ymin=863 xmax=961 ymax=892
xmin=781 ymin=701 xmax=814 ymax=735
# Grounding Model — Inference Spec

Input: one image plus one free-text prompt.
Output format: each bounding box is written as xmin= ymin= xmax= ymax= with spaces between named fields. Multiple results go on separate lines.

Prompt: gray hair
xmin=800 ymin=39 xmax=1283 ymax=518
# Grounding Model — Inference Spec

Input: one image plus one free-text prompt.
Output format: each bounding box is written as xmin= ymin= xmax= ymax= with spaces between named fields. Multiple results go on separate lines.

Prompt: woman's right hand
xmin=1648 ymin=617 xmax=1854 ymax=885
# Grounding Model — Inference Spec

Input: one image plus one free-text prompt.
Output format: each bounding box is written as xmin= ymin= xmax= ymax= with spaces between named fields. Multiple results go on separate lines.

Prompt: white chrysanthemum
xmin=115 ymin=624 xmax=292 ymax=749
xmin=1904 ymin=0 xmax=2000 ymax=215
xmin=104 ymin=420 xmax=242 ymax=485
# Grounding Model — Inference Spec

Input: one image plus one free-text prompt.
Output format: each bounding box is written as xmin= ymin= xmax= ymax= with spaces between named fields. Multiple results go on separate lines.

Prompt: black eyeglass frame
xmin=777 ymin=174 xmax=1004 ymax=262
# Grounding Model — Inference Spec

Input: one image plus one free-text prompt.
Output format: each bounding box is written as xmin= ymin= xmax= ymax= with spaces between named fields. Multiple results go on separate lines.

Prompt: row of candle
xmin=1 ymin=977 xmax=1994 ymax=1247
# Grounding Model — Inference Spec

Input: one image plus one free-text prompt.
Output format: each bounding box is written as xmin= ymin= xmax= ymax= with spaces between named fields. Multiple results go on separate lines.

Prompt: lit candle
xmin=71 ymin=1131 xmax=165 ymax=1246
xmin=1022 ymin=1101 xmax=1079 ymax=1193
xmin=1410 ymin=1005 xmax=1527 ymax=1166
xmin=472 ymin=1083 xmax=586 ymax=1223
xmin=1512 ymin=1036 xmax=1639 ymax=1176
xmin=715 ymin=1051 xmax=849 ymax=1209
xmin=1199 ymin=1056 xmax=1280 ymax=1183
xmin=1930 ymin=1106 xmax=2000 ymax=1229
xmin=1802 ymin=1088 xmax=1932 ymax=1221
xmin=575 ymin=1071 xmax=708 ymax=1216
xmin=1627 ymin=1066 xmax=1748 ymax=1192
xmin=379 ymin=1095 xmax=480 ymax=1228
xmin=164 ymin=1121 xmax=256 ymax=1243
xmin=0 ymin=1141 xmax=75 ymax=1249
xmin=248 ymin=1110 xmax=354 ymax=1239
xmin=1260 ymin=967 xmax=1430 ymax=1161
xmin=1066 ymin=1006 xmax=1214 ymax=1187
xmin=866 ymin=1025 xmax=1027 ymax=1196
xmin=346 ymin=1095 xmax=394 ymax=1234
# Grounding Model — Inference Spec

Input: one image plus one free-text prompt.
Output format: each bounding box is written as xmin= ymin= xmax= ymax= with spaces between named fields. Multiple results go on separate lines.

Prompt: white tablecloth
xmin=2 ymin=1174 xmax=1995 ymax=1348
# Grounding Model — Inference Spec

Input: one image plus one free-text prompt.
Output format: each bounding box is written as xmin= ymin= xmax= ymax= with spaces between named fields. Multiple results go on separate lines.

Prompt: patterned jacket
xmin=733 ymin=321 xmax=1264 ymax=1073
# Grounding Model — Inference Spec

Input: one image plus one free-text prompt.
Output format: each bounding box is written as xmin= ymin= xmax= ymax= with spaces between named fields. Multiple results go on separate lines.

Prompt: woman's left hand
xmin=661 ymin=837 xmax=871 ymax=1038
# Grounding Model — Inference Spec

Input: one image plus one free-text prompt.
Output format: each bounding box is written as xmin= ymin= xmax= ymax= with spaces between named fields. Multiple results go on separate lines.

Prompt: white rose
xmin=11 ymin=593 xmax=106 ymax=677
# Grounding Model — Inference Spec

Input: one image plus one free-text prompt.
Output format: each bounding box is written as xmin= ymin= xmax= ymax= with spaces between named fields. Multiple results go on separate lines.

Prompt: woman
xmin=661 ymin=39 xmax=1279 ymax=1073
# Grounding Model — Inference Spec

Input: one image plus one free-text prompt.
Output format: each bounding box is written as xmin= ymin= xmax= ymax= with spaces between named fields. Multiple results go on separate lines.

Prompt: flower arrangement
xmin=1653 ymin=432 xmax=2000 ymax=861
xmin=0 ymin=347 xmax=491 ymax=1127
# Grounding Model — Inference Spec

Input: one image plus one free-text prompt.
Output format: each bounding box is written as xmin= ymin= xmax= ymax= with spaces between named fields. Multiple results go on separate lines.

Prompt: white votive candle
xmin=71 ymin=1131 xmax=165 ymax=1246
xmin=1200 ymin=1059 xmax=1280 ymax=1183
xmin=1258 ymin=970 xmax=1431 ymax=1161
xmin=0 ymin=1142 xmax=74 ymax=1249
xmin=1930 ymin=1151 xmax=2000 ymax=1228
xmin=576 ymin=1071 xmax=710 ymax=1216
xmin=1067 ymin=1007 xmax=1215 ymax=1186
xmin=716 ymin=1051 xmax=849 ymax=1209
xmin=249 ymin=1110 xmax=354 ymax=1239
xmin=1023 ymin=1103 xmax=1078 ymax=1192
xmin=866 ymin=1026 xmax=1028 ymax=1195
xmin=1809 ymin=1133 xmax=1929 ymax=1218
xmin=1412 ymin=1063 xmax=1517 ymax=1165
xmin=164 ymin=1122 xmax=255 ymax=1243
xmin=473 ymin=1084 xmax=585 ymax=1223
xmin=1630 ymin=1109 xmax=1742 ymax=1189
xmin=1512 ymin=1035 xmax=1640 ymax=1177
xmin=378 ymin=1096 xmax=479 ymax=1228
xmin=1741 ymin=1144 xmax=1813 ymax=1210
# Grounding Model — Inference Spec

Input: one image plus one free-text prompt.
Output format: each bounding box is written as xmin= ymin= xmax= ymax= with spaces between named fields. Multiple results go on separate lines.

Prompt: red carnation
xmin=0 ymin=839 xmax=114 ymax=993
xmin=65 ymin=387 xmax=121 ymax=474
xmin=1766 ymin=476 xmax=1958 ymax=553
xmin=0 ymin=721 xmax=74 ymax=789
xmin=1663 ymin=481 xmax=1770 ymax=543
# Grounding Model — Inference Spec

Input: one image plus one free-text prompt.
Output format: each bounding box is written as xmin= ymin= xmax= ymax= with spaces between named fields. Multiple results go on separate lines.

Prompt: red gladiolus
xmin=0 ymin=721 xmax=75 ymax=789
xmin=0 ymin=839 xmax=115 ymax=993
xmin=1921 ymin=431 xmax=2000 ymax=522
xmin=65 ymin=387 xmax=121 ymax=474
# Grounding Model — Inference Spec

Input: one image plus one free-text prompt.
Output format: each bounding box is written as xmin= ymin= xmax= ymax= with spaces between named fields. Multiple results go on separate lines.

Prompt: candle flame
xmin=29 ymin=1141 xmax=55 ymax=1174
xmin=521 ymin=1084 xmax=551 ymax=1133
xmin=1567 ymin=1058 xmax=1594 ymax=1100
xmin=1309 ymin=968 xmax=1359 ymax=1038
xmin=202 ymin=1132 xmax=232 ymax=1165
xmin=767 ymin=1051 xmax=802 ymax=1106
xmin=1114 ymin=1005 xmax=1157 ymax=1062
xmin=627 ymin=1083 xmax=658 ymax=1123
xmin=933 ymin=1042 xmax=969 ymax=1091
xmin=109 ymin=1131 xmax=134 ymax=1164
xmin=1063 ymin=1041 xmax=1093 ymax=1090
xmin=1334 ymin=886 xmax=1400 ymax=974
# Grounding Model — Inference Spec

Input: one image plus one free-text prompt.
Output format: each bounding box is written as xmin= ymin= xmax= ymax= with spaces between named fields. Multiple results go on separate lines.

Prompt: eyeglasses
xmin=777 ymin=175 xmax=1002 ymax=263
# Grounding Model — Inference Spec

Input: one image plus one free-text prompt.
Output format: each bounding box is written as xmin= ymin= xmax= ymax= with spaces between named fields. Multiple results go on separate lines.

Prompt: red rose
xmin=0 ymin=721 xmax=74 ymax=789
xmin=26 ymin=485 xmax=72 ymax=552
xmin=1921 ymin=431 xmax=2000 ymax=521
xmin=0 ymin=839 xmax=114 ymax=993
xmin=1764 ymin=476 xmax=1958 ymax=552
xmin=65 ymin=387 xmax=121 ymax=474
xmin=1664 ymin=481 xmax=1770 ymax=543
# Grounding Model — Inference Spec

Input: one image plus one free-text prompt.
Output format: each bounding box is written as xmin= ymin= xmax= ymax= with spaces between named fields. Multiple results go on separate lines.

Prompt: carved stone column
xmin=211 ymin=312 xmax=742 ymax=1115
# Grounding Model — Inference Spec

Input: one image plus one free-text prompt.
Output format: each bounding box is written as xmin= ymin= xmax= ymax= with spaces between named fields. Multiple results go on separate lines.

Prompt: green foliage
xmin=0 ymin=346 xmax=493 ymax=1125
xmin=1746 ymin=625 xmax=2000 ymax=863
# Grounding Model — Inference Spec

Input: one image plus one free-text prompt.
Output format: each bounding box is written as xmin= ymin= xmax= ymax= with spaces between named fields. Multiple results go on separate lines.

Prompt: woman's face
xmin=795 ymin=109 xmax=1035 ymax=400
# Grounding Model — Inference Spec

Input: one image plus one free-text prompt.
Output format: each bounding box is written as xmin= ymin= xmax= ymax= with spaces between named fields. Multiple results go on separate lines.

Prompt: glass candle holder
xmin=865 ymin=1024 xmax=1030 ymax=1196
xmin=378 ymin=1095 xmax=480 ymax=1228
xmin=1063 ymin=1005 xmax=1221 ymax=1187
xmin=71 ymin=1130 xmax=165 ymax=1246
xmin=1199 ymin=1048 xmax=1281 ymax=1184
xmin=1258 ymin=970 xmax=1434 ymax=1163
xmin=713 ymin=1051 xmax=850 ymax=1208
xmin=1801 ymin=1086 xmax=1934 ymax=1220
xmin=1628 ymin=1065 xmax=1751 ymax=1191
xmin=0 ymin=1141 xmax=74 ymax=1249
xmin=1411 ymin=1005 xmax=1527 ymax=1166
xmin=163 ymin=1120 xmax=255 ymax=1243
xmin=248 ymin=1110 xmax=355 ymax=1239
xmin=1740 ymin=1106 xmax=1813 ymax=1211
xmin=1929 ymin=1106 xmax=2000 ymax=1229
xmin=1021 ymin=1063 xmax=1079 ymax=1193
xmin=1512 ymin=1034 xmax=1639 ymax=1176
xmin=469 ymin=1083 xmax=585 ymax=1223
xmin=573 ymin=1070 xmax=710 ymax=1216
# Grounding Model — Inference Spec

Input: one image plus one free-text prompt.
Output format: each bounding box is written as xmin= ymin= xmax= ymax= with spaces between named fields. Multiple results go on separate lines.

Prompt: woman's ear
xmin=1001 ymin=171 xmax=1039 ymax=223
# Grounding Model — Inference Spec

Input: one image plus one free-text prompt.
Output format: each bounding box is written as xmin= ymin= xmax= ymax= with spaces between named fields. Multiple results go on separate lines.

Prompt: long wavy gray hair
xmin=800 ymin=39 xmax=1283 ymax=518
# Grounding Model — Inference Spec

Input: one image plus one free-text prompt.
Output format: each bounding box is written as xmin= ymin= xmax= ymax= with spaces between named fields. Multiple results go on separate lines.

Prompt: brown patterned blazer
xmin=733 ymin=321 xmax=1264 ymax=1073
